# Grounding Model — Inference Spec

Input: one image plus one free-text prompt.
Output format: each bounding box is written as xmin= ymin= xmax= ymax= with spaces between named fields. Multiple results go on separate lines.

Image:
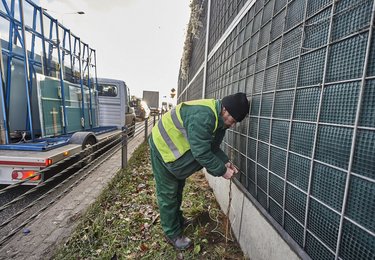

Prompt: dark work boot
xmin=165 ymin=235 xmax=192 ymax=250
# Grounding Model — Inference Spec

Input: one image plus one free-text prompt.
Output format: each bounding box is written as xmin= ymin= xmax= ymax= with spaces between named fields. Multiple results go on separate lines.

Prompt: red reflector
xmin=45 ymin=159 xmax=52 ymax=166
xmin=11 ymin=170 xmax=41 ymax=181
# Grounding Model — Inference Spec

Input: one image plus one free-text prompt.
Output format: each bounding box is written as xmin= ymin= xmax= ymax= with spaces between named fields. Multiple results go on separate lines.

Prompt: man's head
xmin=221 ymin=92 xmax=249 ymax=128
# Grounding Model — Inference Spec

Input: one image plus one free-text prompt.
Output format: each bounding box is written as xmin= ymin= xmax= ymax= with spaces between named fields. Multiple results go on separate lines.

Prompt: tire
xmin=69 ymin=132 xmax=97 ymax=166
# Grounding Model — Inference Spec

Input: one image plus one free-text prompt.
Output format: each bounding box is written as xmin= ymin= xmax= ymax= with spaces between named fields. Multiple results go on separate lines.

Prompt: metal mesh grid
xmin=303 ymin=8 xmax=330 ymax=52
xmin=307 ymin=199 xmax=340 ymax=250
xmin=286 ymin=183 xmax=307 ymax=224
xmin=280 ymin=26 xmax=303 ymax=61
xmin=284 ymin=212 xmax=304 ymax=246
xmin=269 ymin=146 xmax=286 ymax=178
xmin=264 ymin=66 xmax=278 ymax=92
xmin=287 ymin=153 xmax=310 ymax=191
xmin=290 ymin=122 xmax=316 ymax=157
xmin=345 ymin=176 xmax=375 ymax=231
xmin=352 ymin=129 xmax=375 ymax=179
xmin=269 ymin=199 xmax=283 ymax=225
xmin=311 ymin=162 xmax=346 ymax=211
xmin=331 ymin=0 xmax=373 ymax=41
xmin=305 ymin=232 xmax=335 ymax=260
xmin=271 ymin=119 xmax=289 ymax=149
xmin=277 ymin=58 xmax=299 ymax=89
xmin=293 ymin=87 xmax=321 ymax=121
xmin=260 ymin=93 xmax=273 ymax=116
xmin=359 ymin=80 xmax=375 ymax=127
xmin=285 ymin=0 xmax=307 ymax=31
xmin=297 ymin=48 xmax=326 ymax=87
xmin=273 ymin=90 xmax=294 ymax=118
xmin=306 ymin=0 xmax=332 ymax=18
xmin=339 ymin=220 xmax=375 ymax=259
xmin=326 ymin=33 xmax=368 ymax=82
xmin=185 ymin=0 xmax=375 ymax=258
xmin=258 ymin=118 xmax=270 ymax=142
xmin=320 ymin=81 xmax=360 ymax=125
xmin=315 ymin=125 xmax=353 ymax=170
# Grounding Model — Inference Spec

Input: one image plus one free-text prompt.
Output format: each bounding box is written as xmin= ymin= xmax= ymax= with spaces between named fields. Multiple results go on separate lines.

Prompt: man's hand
xmin=225 ymin=162 xmax=238 ymax=174
xmin=222 ymin=167 xmax=235 ymax=179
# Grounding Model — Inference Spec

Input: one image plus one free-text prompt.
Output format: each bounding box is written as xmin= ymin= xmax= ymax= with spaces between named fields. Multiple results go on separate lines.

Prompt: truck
xmin=0 ymin=0 xmax=135 ymax=184
xmin=142 ymin=90 xmax=160 ymax=115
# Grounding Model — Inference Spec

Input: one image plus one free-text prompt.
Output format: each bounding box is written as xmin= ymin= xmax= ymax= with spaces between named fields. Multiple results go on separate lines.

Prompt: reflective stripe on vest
xmin=152 ymin=99 xmax=218 ymax=163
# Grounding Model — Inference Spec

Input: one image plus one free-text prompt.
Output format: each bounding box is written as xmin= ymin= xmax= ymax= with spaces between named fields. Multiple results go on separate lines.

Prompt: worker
xmin=148 ymin=92 xmax=249 ymax=250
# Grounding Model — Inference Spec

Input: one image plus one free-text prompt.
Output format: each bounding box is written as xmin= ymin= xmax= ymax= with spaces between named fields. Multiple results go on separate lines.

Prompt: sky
xmin=39 ymin=0 xmax=191 ymax=104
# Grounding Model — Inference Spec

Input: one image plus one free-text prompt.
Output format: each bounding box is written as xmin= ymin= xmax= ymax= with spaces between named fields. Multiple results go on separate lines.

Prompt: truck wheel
xmin=69 ymin=132 xmax=97 ymax=166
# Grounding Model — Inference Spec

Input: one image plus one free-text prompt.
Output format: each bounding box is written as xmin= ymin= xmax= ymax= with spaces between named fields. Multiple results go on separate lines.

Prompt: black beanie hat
xmin=222 ymin=92 xmax=249 ymax=122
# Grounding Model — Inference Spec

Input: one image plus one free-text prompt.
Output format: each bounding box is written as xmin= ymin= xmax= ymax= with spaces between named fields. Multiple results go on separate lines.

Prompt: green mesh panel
xmin=250 ymin=94 xmax=261 ymax=115
xmin=293 ymin=87 xmax=321 ymax=121
xmin=277 ymin=58 xmax=299 ymax=90
xmin=258 ymin=23 xmax=271 ymax=49
xmin=331 ymin=0 xmax=373 ymax=41
xmin=284 ymin=213 xmax=304 ymax=247
xmin=270 ymin=9 xmax=286 ymax=41
xmin=352 ymin=129 xmax=375 ymax=179
xmin=249 ymin=117 xmax=258 ymax=138
xmin=257 ymin=188 xmax=268 ymax=208
xmin=271 ymin=119 xmax=290 ymax=149
xmin=256 ymin=47 xmax=268 ymax=72
xmin=367 ymin=33 xmax=375 ymax=76
xmin=297 ymin=48 xmax=326 ymax=87
xmin=339 ymin=220 xmax=375 ymax=260
xmin=247 ymin=159 xmax=256 ymax=182
xmin=257 ymin=142 xmax=269 ymax=167
xmin=274 ymin=0 xmax=287 ymax=14
xmin=254 ymin=71 xmax=264 ymax=94
xmin=257 ymin=165 xmax=267 ymax=191
xmin=359 ymin=80 xmax=375 ymax=127
xmin=281 ymin=27 xmax=303 ymax=61
xmin=248 ymin=138 xmax=257 ymax=160
xmin=248 ymin=180 xmax=257 ymax=197
xmin=320 ymin=82 xmax=360 ymax=125
xmin=303 ymin=7 xmax=330 ymax=52
xmin=346 ymin=176 xmax=375 ymax=231
xmin=315 ymin=125 xmax=353 ymax=169
xmin=287 ymin=153 xmax=311 ymax=191
xmin=285 ymin=0 xmax=306 ymax=31
xmin=273 ymin=90 xmax=294 ymax=118
xmin=311 ymin=163 xmax=346 ymax=211
xmin=258 ymin=118 xmax=270 ymax=142
xmin=285 ymin=183 xmax=306 ymax=224
xmin=308 ymin=199 xmax=340 ymax=250
xmin=267 ymin=38 xmax=282 ymax=67
xmin=270 ymin=146 xmax=286 ymax=178
xmin=305 ymin=232 xmax=335 ymax=260
xmin=260 ymin=93 xmax=273 ymax=116
xmin=290 ymin=122 xmax=316 ymax=157
xmin=269 ymin=199 xmax=283 ymax=225
xmin=264 ymin=66 xmax=278 ymax=92
xmin=250 ymin=32 xmax=259 ymax=55
xmin=326 ymin=33 xmax=368 ymax=82
xmin=269 ymin=172 xmax=284 ymax=205
xmin=306 ymin=0 xmax=332 ymax=17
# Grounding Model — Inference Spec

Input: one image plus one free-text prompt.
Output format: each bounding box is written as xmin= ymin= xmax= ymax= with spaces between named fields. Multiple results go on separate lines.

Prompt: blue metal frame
xmin=0 ymin=0 xmax=98 ymax=146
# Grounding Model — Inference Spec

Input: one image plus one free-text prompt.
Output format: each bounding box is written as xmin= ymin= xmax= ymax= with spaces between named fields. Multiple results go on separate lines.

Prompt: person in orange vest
xmin=149 ymin=93 xmax=249 ymax=250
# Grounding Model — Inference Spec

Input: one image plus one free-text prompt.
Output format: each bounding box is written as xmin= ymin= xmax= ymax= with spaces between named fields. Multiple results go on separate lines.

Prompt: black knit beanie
xmin=221 ymin=92 xmax=249 ymax=122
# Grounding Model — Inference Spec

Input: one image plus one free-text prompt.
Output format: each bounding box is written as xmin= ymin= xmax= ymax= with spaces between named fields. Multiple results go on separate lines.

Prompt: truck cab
xmin=97 ymin=78 xmax=136 ymax=136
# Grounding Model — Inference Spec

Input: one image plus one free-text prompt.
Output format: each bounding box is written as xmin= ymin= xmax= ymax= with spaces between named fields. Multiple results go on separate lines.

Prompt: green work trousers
xmin=150 ymin=145 xmax=186 ymax=239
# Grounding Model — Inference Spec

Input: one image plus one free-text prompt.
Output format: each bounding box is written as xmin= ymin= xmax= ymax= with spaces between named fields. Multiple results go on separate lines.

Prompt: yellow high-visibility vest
xmin=152 ymin=99 xmax=218 ymax=163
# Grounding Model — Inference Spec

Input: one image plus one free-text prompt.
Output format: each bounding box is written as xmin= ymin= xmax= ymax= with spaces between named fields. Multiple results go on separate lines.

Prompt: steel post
xmin=121 ymin=127 xmax=128 ymax=169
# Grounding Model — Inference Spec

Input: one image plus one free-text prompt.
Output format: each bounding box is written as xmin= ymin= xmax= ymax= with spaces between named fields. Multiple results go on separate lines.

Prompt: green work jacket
xmin=149 ymin=99 xmax=229 ymax=180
